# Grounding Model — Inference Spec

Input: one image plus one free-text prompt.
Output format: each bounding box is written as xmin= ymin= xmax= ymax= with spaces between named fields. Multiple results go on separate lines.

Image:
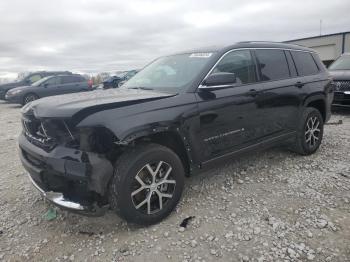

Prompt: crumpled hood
xmin=329 ymin=70 xmax=350 ymax=81
xmin=22 ymin=88 xmax=175 ymax=120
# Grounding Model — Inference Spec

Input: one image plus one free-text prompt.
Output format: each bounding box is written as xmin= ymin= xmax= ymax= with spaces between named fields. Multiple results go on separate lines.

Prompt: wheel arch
xmin=303 ymin=94 xmax=326 ymax=121
xmin=22 ymin=92 xmax=39 ymax=105
xmin=132 ymin=130 xmax=192 ymax=176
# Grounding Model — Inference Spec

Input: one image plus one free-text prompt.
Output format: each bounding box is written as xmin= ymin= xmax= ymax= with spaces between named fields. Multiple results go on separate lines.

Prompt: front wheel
xmin=108 ymin=143 xmax=185 ymax=225
xmin=22 ymin=93 xmax=38 ymax=105
xmin=291 ymin=107 xmax=324 ymax=155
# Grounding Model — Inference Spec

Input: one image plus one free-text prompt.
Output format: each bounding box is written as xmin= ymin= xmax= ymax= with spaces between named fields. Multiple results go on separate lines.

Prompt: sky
xmin=0 ymin=0 xmax=349 ymax=79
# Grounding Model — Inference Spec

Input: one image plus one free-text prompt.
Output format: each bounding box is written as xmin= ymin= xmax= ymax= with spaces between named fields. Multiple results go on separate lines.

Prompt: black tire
xmin=109 ymin=143 xmax=185 ymax=225
xmin=22 ymin=93 xmax=38 ymax=105
xmin=291 ymin=107 xmax=324 ymax=155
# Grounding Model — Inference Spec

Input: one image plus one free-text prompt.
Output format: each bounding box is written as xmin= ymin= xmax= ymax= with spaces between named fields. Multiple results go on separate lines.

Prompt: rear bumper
xmin=19 ymin=133 xmax=112 ymax=216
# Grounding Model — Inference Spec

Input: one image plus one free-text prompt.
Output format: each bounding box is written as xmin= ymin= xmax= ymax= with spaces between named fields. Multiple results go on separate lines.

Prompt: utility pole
xmin=320 ymin=20 xmax=322 ymax=36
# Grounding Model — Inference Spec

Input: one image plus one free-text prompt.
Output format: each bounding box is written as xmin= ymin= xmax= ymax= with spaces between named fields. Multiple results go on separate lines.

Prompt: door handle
xmin=295 ymin=81 xmax=304 ymax=88
xmin=247 ymin=89 xmax=258 ymax=97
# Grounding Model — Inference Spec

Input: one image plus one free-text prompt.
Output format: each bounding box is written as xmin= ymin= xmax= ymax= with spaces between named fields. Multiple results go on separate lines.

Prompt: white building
xmin=285 ymin=31 xmax=350 ymax=66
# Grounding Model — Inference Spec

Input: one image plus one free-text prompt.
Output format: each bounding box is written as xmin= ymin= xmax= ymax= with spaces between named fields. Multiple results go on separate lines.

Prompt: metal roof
xmin=285 ymin=31 xmax=350 ymax=43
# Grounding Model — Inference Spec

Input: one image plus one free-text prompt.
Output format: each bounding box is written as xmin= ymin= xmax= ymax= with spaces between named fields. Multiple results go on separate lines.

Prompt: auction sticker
xmin=189 ymin=53 xmax=212 ymax=58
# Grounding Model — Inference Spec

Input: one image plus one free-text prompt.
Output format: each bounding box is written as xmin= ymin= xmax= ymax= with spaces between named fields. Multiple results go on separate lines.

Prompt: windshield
xmin=31 ymin=76 xmax=51 ymax=86
xmin=122 ymin=53 xmax=214 ymax=92
xmin=329 ymin=55 xmax=350 ymax=70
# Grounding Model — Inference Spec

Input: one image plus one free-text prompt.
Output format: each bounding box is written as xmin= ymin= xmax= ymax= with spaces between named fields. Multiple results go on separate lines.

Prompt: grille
xmin=22 ymin=114 xmax=56 ymax=151
xmin=21 ymin=114 xmax=77 ymax=151
xmin=333 ymin=81 xmax=350 ymax=92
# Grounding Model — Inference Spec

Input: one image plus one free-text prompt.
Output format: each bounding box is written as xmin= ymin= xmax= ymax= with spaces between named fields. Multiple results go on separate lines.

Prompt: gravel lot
xmin=0 ymin=100 xmax=349 ymax=262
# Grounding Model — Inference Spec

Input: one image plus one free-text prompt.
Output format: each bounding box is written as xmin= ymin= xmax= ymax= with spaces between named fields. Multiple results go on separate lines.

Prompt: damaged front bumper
xmin=19 ymin=133 xmax=113 ymax=216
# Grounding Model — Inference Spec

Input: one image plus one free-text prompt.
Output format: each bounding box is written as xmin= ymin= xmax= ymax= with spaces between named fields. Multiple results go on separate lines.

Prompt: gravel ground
xmin=0 ymin=100 xmax=349 ymax=262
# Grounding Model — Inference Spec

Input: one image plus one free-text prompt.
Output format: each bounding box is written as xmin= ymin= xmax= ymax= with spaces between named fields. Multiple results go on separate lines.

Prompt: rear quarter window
xmin=255 ymin=49 xmax=290 ymax=81
xmin=61 ymin=76 xmax=84 ymax=84
xmin=291 ymin=51 xmax=319 ymax=76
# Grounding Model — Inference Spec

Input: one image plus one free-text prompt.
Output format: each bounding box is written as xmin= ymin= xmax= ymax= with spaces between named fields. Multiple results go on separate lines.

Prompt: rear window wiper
xmin=128 ymin=87 xmax=154 ymax=90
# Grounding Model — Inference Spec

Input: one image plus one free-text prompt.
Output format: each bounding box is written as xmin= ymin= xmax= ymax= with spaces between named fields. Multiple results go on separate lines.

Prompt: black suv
xmin=18 ymin=42 xmax=333 ymax=225
xmin=328 ymin=53 xmax=350 ymax=107
xmin=5 ymin=74 xmax=92 ymax=105
xmin=0 ymin=71 xmax=72 ymax=100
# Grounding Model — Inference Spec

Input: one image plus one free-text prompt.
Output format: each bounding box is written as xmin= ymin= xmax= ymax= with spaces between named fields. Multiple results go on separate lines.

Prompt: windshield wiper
xmin=128 ymin=87 xmax=154 ymax=90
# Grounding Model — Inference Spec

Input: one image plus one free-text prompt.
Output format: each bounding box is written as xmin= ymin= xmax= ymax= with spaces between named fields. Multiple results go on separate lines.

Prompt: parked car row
xmin=0 ymin=69 xmax=139 ymax=105
xmin=0 ymin=71 xmax=71 ymax=100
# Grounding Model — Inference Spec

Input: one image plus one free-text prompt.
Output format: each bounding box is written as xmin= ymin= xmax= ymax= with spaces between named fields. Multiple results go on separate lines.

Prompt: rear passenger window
xmin=291 ymin=51 xmax=319 ymax=76
xmin=255 ymin=49 xmax=290 ymax=81
xmin=61 ymin=76 xmax=82 ymax=84
xmin=212 ymin=50 xmax=257 ymax=84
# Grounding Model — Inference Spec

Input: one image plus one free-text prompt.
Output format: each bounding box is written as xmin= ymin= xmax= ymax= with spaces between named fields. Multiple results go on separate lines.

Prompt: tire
xmin=109 ymin=143 xmax=185 ymax=225
xmin=22 ymin=93 xmax=38 ymax=105
xmin=291 ymin=107 xmax=324 ymax=155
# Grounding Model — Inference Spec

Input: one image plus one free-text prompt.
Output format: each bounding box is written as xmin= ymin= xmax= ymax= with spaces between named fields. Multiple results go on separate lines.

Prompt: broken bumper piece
xmin=28 ymin=174 xmax=108 ymax=216
xmin=19 ymin=133 xmax=111 ymax=216
xmin=28 ymin=173 xmax=85 ymax=211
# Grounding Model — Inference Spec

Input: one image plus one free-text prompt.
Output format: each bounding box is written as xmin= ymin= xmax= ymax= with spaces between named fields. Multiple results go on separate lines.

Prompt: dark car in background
xmin=328 ymin=53 xmax=350 ymax=107
xmin=19 ymin=42 xmax=333 ymax=225
xmin=0 ymin=71 xmax=71 ymax=100
xmin=102 ymin=70 xmax=138 ymax=89
xmin=5 ymin=74 xmax=92 ymax=105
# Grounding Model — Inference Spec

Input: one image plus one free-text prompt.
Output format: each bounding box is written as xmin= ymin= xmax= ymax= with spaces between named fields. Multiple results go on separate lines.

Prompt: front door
xmin=194 ymin=49 xmax=265 ymax=162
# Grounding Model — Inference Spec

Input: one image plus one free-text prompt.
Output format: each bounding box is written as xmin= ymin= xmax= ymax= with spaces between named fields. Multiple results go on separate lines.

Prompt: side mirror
xmin=200 ymin=72 xmax=237 ymax=90
xmin=43 ymin=83 xmax=49 ymax=88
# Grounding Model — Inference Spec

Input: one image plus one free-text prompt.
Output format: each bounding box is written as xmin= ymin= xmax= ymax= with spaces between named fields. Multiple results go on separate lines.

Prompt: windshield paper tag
xmin=189 ymin=53 xmax=212 ymax=58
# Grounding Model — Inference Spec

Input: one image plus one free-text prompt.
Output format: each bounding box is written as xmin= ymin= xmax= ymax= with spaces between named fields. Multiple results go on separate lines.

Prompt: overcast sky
xmin=0 ymin=0 xmax=349 ymax=78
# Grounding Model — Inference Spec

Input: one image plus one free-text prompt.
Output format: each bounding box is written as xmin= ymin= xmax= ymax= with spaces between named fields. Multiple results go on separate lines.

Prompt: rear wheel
xmin=22 ymin=93 xmax=38 ymax=105
xmin=291 ymin=107 xmax=324 ymax=155
xmin=109 ymin=143 xmax=185 ymax=225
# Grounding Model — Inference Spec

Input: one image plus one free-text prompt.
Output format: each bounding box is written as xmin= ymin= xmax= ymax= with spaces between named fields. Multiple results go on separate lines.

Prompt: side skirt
xmin=199 ymin=131 xmax=296 ymax=169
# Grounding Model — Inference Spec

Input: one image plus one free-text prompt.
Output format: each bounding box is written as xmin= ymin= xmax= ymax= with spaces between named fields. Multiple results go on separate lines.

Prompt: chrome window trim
xmin=198 ymin=47 xmax=316 ymax=90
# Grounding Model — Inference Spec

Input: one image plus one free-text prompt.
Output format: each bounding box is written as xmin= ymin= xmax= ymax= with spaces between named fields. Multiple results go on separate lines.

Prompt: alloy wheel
xmin=131 ymin=161 xmax=176 ymax=215
xmin=304 ymin=116 xmax=321 ymax=148
xmin=24 ymin=95 xmax=37 ymax=104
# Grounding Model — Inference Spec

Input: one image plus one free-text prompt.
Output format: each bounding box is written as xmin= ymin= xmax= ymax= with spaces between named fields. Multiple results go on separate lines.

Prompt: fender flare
xmin=303 ymin=93 xmax=326 ymax=107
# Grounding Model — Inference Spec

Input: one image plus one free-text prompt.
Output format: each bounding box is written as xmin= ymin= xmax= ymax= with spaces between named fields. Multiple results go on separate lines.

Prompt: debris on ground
xmin=0 ymin=101 xmax=349 ymax=261
xmin=325 ymin=119 xmax=343 ymax=125
xmin=78 ymin=231 xmax=95 ymax=236
xmin=180 ymin=216 xmax=195 ymax=228
xmin=43 ymin=207 xmax=57 ymax=221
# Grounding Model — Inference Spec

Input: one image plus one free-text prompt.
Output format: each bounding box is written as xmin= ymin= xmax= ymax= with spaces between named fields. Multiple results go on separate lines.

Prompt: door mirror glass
xmin=202 ymin=72 xmax=237 ymax=88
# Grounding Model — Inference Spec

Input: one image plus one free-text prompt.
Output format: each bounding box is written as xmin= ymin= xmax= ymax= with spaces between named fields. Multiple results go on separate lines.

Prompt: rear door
xmin=291 ymin=51 xmax=322 ymax=105
xmin=39 ymin=76 xmax=61 ymax=97
xmin=253 ymin=49 xmax=301 ymax=135
xmin=58 ymin=75 xmax=87 ymax=94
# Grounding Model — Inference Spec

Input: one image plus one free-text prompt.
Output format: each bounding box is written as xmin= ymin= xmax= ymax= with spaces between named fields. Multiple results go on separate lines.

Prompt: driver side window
xmin=212 ymin=50 xmax=257 ymax=85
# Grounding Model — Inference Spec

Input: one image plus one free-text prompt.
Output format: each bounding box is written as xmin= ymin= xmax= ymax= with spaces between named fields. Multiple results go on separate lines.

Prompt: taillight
xmin=88 ymin=79 xmax=93 ymax=89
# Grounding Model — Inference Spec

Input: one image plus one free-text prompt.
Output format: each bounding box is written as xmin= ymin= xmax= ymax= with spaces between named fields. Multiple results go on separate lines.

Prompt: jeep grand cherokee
xmin=19 ymin=42 xmax=333 ymax=225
